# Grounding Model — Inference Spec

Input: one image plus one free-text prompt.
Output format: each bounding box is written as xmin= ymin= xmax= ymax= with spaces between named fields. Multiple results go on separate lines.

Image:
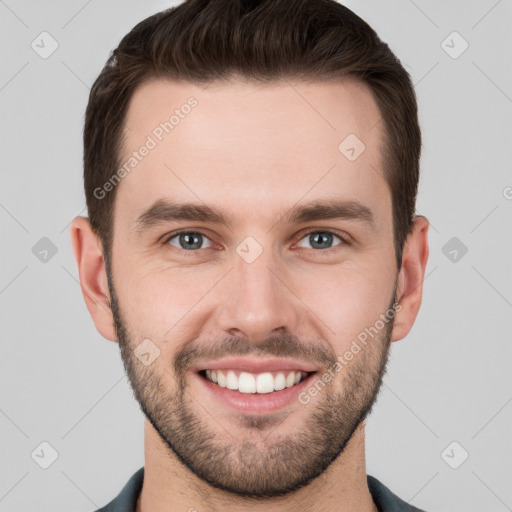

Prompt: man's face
xmin=108 ymin=78 xmax=399 ymax=497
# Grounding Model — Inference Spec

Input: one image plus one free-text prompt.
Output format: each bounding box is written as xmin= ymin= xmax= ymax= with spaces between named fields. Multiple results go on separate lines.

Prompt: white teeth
xmin=226 ymin=370 xmax=238 ymax=390
xmin=274 ymin=372 xmax=286 ymax=391
xmin=256 ymin=372 xmax=274 ymax=394
xmin=204 ymin=369 xmax=308 ymax=393
xmin=239 ymin=372 xmax=256 ymax=393
xmin=217 ymin=370 xmax=227 ymax=388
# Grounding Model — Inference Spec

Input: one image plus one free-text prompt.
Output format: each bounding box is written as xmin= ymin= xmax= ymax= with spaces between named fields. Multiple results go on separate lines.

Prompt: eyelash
xmin=160 ymin=228 xmax=351 ymax=256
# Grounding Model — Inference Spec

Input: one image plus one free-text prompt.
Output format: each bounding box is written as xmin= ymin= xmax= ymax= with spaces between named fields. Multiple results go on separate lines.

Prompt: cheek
xmin=114 ymin=240 xmax=396 ymax=347
xmin=117 ymin=263 xmax=219 ymax=339
xmin=294 ymin=262 xmax=395 ymax=347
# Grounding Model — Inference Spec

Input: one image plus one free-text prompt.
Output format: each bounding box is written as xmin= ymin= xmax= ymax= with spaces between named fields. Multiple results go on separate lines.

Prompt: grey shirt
xmin=94 ymin=467 xmax=427 ymax=512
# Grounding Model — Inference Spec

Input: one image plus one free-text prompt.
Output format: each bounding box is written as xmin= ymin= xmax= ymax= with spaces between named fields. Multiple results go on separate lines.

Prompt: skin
xmin=71 ymin=77 xmax=429 ymax=512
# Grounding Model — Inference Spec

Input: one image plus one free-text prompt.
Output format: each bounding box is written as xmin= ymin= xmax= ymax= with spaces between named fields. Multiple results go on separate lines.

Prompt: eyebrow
xmin=134 ymin=197 xmax=375 ymax=232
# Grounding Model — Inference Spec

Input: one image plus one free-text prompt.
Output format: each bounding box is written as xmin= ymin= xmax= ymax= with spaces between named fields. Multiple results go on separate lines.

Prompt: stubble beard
xmin=107 ymin=266 xmax=395 ymax=498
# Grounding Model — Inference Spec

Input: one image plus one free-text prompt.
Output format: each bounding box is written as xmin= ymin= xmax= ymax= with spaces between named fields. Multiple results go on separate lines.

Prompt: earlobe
xmin=391 ymin=216 xmax=430 ymax=342
xmin=70 ymin=216 xmax=118 ymax=342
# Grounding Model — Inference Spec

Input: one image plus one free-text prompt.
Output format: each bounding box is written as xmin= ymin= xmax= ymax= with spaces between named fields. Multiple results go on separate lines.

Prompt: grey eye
xmin=296 ymin=232 xmax=343 ymax=250
xmin=168 ymin=232 xmax=213 ymax=251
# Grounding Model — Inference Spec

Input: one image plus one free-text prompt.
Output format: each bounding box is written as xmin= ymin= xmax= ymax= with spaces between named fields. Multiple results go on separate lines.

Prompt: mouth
xmin=198 ymin=368 xmax=314 ymax=394
xmin=194 ymin=366 xmax=319 ymax=414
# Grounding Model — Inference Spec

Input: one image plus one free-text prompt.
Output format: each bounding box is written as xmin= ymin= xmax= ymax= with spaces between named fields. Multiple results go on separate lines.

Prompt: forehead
xmin=116 ymin=77 xmax=390 ymax=228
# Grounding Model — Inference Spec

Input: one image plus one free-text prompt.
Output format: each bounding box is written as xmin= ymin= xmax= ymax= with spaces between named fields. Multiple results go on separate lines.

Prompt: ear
xmin=391 ymin=215 xmax=430 ymax=342
xmin=70 ymin=216 xmax=117 ymax=342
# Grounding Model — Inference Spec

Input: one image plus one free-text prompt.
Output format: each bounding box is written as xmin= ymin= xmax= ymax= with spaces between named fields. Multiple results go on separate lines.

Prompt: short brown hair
xmin=84 ymin=0 xmax=421 ymax=270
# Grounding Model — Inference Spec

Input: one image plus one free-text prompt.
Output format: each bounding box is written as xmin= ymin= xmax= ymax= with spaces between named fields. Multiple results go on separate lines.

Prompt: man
xmin=71 ymin=0 xmax=429 ymax=510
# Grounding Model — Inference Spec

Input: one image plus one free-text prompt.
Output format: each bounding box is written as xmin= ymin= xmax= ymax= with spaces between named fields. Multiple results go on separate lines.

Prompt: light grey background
xmin=1 ymin=1 xmax=511 ymax=511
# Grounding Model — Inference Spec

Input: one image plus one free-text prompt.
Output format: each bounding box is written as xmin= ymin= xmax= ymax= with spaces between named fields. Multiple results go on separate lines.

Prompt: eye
xmin=165 ymin=231 xmax=213 ymax=251
xmin=295 ymin=230 xmax=346 ymax=251
xmin=161 ymin=229 xmax=348 ymax=255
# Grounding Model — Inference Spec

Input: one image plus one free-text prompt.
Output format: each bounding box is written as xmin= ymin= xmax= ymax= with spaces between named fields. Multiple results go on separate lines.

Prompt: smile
xmin=200 ymin=369 xmax=312 ymax=394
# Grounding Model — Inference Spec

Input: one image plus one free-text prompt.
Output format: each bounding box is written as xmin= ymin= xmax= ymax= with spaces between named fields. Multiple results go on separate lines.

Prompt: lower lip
xmin=195 ymin=372 xmax=316 ymax=414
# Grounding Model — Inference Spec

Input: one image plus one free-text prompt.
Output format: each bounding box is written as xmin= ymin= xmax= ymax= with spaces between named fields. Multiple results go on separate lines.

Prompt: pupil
xmin=311 ymin=232 xmax=331 ymax=249
xmin=181 ymin=233 xmax=201 ymax=250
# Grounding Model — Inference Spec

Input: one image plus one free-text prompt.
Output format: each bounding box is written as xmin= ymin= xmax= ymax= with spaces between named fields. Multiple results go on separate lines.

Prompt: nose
xmin=215 ymin=244 xmax=302 ymax=345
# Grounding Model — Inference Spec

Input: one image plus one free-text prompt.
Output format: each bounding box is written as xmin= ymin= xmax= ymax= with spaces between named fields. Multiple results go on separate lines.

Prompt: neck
xmin=136 ymin=420 xmax=378 ymax=512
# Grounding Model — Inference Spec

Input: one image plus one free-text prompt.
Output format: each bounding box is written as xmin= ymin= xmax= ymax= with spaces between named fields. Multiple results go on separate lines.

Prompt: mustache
xmin=173 ymin=333 xmax=338 ymax=377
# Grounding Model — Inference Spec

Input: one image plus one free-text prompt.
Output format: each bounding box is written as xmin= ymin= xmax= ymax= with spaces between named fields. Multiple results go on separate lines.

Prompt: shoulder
xmin=367 ymin=475 xmax=428 ymax=512
xmin=93 ymin=466 xmax=144 ymax=512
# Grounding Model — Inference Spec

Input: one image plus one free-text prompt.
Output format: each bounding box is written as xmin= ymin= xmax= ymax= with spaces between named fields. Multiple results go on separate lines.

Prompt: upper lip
xmin=193 ymin=357 xmax=318 ymax=374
